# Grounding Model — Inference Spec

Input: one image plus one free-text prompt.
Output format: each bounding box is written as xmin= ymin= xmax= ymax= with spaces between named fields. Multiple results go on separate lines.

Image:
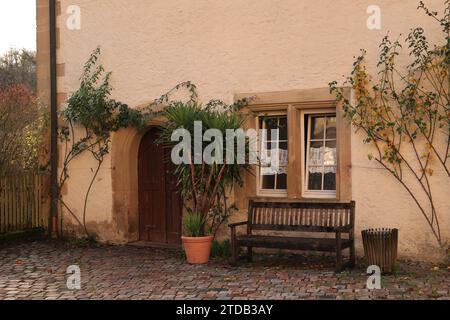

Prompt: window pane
xmin=310 ymin=116 xmax=325 ymax=140
xmin=260 ymin=143 xmax=270 ymax=166
xmin=278 ymin=142 xmax=288 ymax=167
xmin=276 ymin=173 xmax=287 ymax=189
xmin=265 ymin=141 xmax=287 ymax=150
xmin=259 ymin=115 xmax=288 ymax=192
xmin=260 ymin=116 xmax=287 ymax=141
xmin=262 ymin=142 xmax=288 ymax=167
xmin=308 ymin=167 xmax=323 ymax=190
xmin=324 ymin=141 xmax=337 ymax=166
xmin=260 ymin=117 xmax=276 ymax=130
xmin=279 ymin=117 xmax=288 ymax=141
xmin=308 ymin=141 xmax=323 ymax=166
xmin=324 ymin=170 xmax=336 ymax=191
xmin=261 ymin=174 xmax=275 ymax=189
xmin=305 ymin=113 xmax=337 ymax=194
xmin=326 ymin=117 xmax=337 ymax=140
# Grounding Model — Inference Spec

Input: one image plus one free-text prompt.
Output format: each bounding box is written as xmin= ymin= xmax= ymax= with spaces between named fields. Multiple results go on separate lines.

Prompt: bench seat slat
xmin=251 ymin=224 xmax=351 ymax=232
xmin=236 ymin=235 xmax=352 ymax=252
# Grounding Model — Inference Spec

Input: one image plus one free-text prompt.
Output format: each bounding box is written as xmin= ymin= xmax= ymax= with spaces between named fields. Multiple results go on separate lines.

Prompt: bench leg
xmin=231 ymin=245 xmax=237 ymax=266
xmin=247 ymin=247 xmax=253 ymax=262
xmin=349 ymin=240 xmax=356 ymax=268
xmin=335 ymin=252 xmax=343 ymax=273
xmin=230 ymin=228 xmax=238 ymax=266
xmin=335 ymin=231 xmax=343 ymax=273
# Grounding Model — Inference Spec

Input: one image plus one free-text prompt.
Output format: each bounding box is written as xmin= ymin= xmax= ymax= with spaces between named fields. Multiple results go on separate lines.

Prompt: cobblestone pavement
xmin=0 ymin=240 xmax=448 ymax=300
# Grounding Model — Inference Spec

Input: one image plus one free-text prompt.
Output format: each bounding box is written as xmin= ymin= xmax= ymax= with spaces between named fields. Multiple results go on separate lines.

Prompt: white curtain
xmin=308 ymin=147 xmax=336 ymax=166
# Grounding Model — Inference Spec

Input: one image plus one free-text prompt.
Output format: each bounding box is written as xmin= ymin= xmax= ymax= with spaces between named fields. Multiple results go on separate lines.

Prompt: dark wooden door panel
xmin=138 ymin=128 xmax=166 ymax=242
xmin=138 ymin=128 xmax=182 ymax=244
xmin=164 ymin=146 xmax=182 ymax=245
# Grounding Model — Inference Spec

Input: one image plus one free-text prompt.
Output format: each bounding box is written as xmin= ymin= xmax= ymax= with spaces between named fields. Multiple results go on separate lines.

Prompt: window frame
xmin=256 ymin=111 xmax=288 ymax=197
xmin=301 ymin=109 xmax=337 ymax=199
xmin=234 ymin=87 xmax=352 ymax=204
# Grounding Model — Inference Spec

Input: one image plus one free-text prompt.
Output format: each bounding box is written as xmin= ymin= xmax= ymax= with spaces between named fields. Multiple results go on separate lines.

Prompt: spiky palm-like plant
xmin=159 ymin=101 xmax=251 ymax=237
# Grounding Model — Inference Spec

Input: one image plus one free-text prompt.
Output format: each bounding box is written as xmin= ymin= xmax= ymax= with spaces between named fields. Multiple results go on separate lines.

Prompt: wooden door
xmin=138 ymin=128 xmax=182 ymax=244
xmin=164 ymin=156 xmax=183 ymax=244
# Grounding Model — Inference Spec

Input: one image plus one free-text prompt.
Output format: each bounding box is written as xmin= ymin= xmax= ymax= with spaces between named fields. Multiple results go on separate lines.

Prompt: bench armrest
xmin=228 ymin=221 xmax=248 ymax=228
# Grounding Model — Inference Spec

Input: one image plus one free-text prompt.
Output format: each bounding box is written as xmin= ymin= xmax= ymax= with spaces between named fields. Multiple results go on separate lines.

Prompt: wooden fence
xmin=0 ymin=173 xmax=49 ymax=234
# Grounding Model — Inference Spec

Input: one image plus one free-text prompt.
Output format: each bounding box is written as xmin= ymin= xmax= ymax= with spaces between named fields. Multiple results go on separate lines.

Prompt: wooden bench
xmin=229 ymin=201 xmax=356 ymax=272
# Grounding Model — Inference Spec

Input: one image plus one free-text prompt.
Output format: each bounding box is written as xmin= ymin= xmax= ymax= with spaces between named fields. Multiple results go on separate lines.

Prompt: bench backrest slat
xmin=248 ymin=201 xmax=355 ymax=233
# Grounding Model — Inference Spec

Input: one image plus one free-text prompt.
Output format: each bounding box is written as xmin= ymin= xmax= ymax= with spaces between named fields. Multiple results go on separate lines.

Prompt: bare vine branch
xmin=330 ymin=0 xmax=449 ymax=248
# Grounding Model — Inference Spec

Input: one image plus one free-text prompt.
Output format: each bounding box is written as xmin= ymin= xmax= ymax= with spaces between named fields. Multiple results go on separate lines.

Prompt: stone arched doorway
xmin=137 ymin=127 xmax=182 ymax=244
xmin=110 ymin=124 xmax=182 ymax=244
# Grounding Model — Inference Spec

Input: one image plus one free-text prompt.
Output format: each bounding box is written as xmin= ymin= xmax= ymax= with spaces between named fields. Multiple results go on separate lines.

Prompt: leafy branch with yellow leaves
xmin=330 ymin=1 xmax=449 ymax=249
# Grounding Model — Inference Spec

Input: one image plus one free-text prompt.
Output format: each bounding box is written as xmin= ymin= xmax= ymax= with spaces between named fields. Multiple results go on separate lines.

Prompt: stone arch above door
xmin=110 ymin=127 xmax=144 ymax=242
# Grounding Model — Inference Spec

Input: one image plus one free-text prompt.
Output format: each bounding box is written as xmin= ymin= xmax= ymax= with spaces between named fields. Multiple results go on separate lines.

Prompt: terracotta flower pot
xmin=181 ymin=235 xmax=214 ymax=264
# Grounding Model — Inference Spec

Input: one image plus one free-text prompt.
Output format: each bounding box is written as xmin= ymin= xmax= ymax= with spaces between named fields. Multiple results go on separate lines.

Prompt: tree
xmin=330 ymin=1 xmax=449 ymax=249
xmin=0 ymin=49 xmax=36 ymax=92
xmin=158 ymin=101 xmax=251 ymax=237
xmin=0 ymin=84 xmax=47 ymax=174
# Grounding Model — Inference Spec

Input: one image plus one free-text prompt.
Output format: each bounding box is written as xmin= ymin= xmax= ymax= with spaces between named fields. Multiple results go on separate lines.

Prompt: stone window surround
xmin=234 ymin=87 xmax=352 ymax=204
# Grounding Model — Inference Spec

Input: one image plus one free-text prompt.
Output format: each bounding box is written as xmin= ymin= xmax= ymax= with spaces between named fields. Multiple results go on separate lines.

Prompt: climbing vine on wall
xmin=330 ymin=1 xmax=449 ymax=249
xmin=59 ymin=48 xmax=199 ymax=237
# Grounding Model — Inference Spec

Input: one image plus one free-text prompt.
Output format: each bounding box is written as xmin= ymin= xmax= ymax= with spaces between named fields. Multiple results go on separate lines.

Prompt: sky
xmin=0 ymin=0 xmax=37 ymax=55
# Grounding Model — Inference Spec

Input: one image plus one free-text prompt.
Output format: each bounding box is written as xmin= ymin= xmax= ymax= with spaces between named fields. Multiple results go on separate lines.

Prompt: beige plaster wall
xmin=51 ymin=0 xmax=449 ymax=260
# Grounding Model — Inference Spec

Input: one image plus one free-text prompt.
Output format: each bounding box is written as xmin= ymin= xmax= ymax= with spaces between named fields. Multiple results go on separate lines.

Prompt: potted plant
xmin=159 ymin=101 xmax=250 ymax=264
xmin=181 ymin=212 xmax=213 ymax=264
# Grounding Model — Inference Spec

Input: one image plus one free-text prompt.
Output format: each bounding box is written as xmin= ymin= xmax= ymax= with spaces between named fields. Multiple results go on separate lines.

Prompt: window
xmin=235 ymin=87 xmax=352 ymax=203
xmin=304 ymin=113 xmax=337 ymax=197
xmin=258 ymin=115 xmax=288 ymax=195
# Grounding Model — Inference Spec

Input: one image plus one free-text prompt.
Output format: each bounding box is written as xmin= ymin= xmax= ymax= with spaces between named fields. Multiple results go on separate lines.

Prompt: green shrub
xmin=182 ymin=212 xmax=206 ymax=237
xmin=211 ymin=239 xmax=231 ymax=258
